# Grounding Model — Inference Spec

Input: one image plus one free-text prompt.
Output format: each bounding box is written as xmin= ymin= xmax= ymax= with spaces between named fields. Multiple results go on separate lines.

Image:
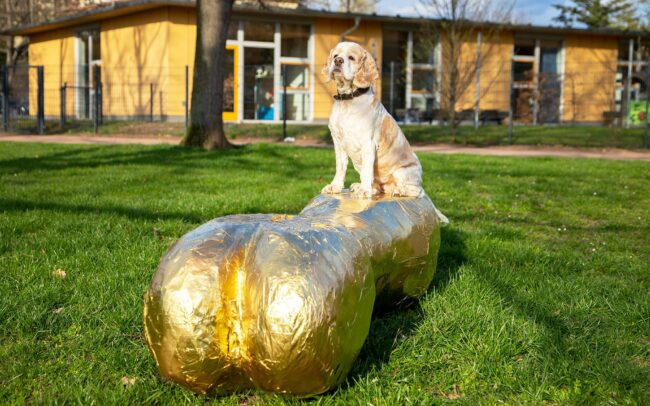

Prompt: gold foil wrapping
xmin=143 ymin=193 xmax=445 ymax=396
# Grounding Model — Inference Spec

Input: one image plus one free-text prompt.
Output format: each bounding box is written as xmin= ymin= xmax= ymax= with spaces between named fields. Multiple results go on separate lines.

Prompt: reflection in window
xmin=513 ymin=61 xmax=534 ymax=82
xmin=412 ymin=31 xmax=436 ymax=64
xmin=282 ymin=93 xmax=309 ymax=121
xmin=281 ymin=24 xmax=309 ymax=58
xmin=514 ymin=40 xmax=535 ymax=57
xmin=244 ymin=21 xmax=275 ymax=42
xmin=411 ymin=96 xmax=434 ymax=112
xmin=412 ymin=69 xmax=434 ymax=93
xmin=282 ymin=64 xmax=309 ymax=89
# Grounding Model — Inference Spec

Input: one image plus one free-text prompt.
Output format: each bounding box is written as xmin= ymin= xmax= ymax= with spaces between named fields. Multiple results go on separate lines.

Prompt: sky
xmin=376 ymin=0 xmax=564 ymax=27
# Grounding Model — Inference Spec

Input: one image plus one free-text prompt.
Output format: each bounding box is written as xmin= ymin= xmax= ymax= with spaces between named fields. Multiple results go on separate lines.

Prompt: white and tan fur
xmin=320 ymin=42 xmax=424 ymax=199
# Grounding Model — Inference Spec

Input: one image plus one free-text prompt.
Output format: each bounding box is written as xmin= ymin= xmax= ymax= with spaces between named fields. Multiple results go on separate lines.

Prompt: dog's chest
xmin=330 ymin=98 xmax=378 ymax=166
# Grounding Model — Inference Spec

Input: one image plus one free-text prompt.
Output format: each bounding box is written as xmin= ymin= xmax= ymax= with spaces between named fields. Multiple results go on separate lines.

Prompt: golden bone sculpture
xmin=143 ymin=192 xmax=445 ymax=396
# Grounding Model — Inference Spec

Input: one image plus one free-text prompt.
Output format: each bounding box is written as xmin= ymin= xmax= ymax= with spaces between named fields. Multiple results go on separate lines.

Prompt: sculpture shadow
xmin=344 ymin=227 xmax=467 ymax=385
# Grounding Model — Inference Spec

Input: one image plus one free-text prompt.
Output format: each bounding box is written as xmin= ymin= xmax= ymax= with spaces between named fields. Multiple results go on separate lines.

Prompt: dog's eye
xmin=333 ymin=54 xmax=338 ymax=58
xmin=348 ymin=56 xmax=355 ymax=61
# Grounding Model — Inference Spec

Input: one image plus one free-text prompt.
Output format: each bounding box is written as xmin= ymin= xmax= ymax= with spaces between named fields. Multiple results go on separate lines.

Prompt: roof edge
xmin=2 ymin=0 xmax=649 ymax=39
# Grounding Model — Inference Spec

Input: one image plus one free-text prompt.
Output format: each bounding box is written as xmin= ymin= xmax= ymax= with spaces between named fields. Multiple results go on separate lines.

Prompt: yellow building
xmin=5 ymin=0 xmax=650 ymax=125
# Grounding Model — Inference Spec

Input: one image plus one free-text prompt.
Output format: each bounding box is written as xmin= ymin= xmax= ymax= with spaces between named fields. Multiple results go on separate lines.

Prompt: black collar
xmin=333 ymin=87 xmax=370 ymax=100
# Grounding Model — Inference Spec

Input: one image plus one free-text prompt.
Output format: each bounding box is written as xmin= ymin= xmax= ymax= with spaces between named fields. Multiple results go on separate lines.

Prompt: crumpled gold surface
xmin=143 ymin=192 xmax=445 ymax=396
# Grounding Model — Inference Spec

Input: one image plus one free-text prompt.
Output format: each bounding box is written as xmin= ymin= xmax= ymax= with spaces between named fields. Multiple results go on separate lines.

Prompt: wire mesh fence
xmin=1 ymin=62 xmax=649 ymax=147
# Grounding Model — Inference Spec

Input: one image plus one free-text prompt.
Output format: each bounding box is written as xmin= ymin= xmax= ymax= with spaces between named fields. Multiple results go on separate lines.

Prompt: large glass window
xmin=381 ymin=30 xmax=408 ymax=116
xmin=281 ymin=24 xmax=309 ymax=58
xmin=244 ymin=48 xmax=274 ymax=120
xmin=244 ymin=21 xmax=274 ymax=42
xmin=512 ymin=38 xmax=562 ymax=124
xmin=282 ymin=64 xmax=309 ymax=89
xmin=282 ymin=93 xmax=309 ymax=121
xmin=412 ymin=31 xmax=436 ymax=64
xmin=412 ymin=69 xmax=434 ymax=93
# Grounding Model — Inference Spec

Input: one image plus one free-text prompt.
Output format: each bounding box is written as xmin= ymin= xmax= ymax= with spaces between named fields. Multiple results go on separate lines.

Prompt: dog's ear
xmin=322 ymin=48 xmax=335 ymax=83
xmin=353 ymin=50 xmax=380 ymax=88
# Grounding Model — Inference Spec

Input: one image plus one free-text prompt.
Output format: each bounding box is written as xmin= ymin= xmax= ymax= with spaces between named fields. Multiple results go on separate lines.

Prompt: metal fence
xmin=1 ymin=62 xmax=649 ymax=147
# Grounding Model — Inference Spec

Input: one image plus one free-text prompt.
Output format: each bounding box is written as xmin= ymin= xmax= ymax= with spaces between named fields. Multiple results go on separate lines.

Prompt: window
xmin=412 ymin=69 xmax=434 ymax=93
xmin=282 ymin=64 xmax=309 ymax=89
xmin=513 ymin=61 xmax=534 ymax=83
xmin=514 ymin=40 xmax=535 ymax=57
xmin=412 ymin=31 xmax=436 ymax=64
xmin=282 ymin=93 xmax=309 ymax=121
xmin=513 ymin=38 xmax=563 ymax=124
xmin=381 ymin=30 xmax=408 ymax=115
xmin=244 ymin=21 xmax=275 ymax=42
xmin=281 ymin=24 xmax=309 ymax=58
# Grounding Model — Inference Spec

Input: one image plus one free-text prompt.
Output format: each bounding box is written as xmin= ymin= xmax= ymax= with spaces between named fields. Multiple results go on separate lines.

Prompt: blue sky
xmin=376 ymin=0 xmax=564 ymax=26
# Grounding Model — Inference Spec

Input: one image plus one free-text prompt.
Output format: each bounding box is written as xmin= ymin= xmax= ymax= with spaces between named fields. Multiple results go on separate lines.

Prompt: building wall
xmin=563 ymin=34 xmax=618 ymax=122
xmin=443 ymin=30 xmax=513 ymax=113
xmin=101 ymin=8 xmax=170 ymax=119
xmin=26 ymin=6 xmax=624 ymax=124
xmin=476 ymin=31 xmax=513 ymax=112
xmin=28 ymin=28 xmax=76 ymax=117
xmin=166 ymin=6 xmax=196 ymax=120
xmin=313 ymin=18 xmax=383 ymax=121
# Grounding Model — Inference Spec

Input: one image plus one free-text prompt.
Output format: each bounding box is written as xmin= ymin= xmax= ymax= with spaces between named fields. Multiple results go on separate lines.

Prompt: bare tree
xmin=337 ymin=0 xmax=379 ymax=13
xmin=1 ymin=0 xmax=83 ymax=65
xmin=418 ymin=0 xmax=514 ymax=140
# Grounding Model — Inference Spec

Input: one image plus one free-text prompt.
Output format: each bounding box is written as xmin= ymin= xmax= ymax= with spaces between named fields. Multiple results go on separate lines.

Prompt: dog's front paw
xmin=349 ymin=183 xmax=362 ymax=193
xmin=351 ymin=185 xmax=374 ymax=199
xmin=321 ymin=183 xmax=343 ymax=194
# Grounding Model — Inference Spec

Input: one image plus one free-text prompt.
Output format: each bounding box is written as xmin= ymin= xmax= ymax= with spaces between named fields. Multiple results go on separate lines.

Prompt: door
xmin=243 ymin=47 xmax=275 ymax=120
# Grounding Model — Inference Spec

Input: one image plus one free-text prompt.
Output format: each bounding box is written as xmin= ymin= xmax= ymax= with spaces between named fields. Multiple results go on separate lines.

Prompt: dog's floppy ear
xmin=322 ymin=48 xmax=335 ymax=83
xmin=353 ymin=50 xmax=380 ymax=88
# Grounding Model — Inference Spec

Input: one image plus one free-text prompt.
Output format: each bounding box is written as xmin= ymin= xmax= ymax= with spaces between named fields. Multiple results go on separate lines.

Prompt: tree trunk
xmin=182 ymin=0 xmax=234 ymax=150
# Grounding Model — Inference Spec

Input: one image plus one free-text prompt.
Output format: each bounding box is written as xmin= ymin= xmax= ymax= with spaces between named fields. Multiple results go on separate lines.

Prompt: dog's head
xmin=322 ymin=42 xmax=379 ymax=88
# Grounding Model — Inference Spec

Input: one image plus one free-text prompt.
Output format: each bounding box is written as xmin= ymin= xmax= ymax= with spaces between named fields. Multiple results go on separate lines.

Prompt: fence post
xmin=37 ymin=66 xmax=45 ymax=135
xmin=1 ymin=66 xmax=9 ymax=131
xmin=625 ymin=38 xmax=634 ymax=129
xmin=643 ymin=60 xmax=650 ymax=149
xmin=60 ymin=82 xmax=66 ymax=127
xmin=474 ymin=31 xmax=481 ymax=130
xmin=150 ymin=83 xmax=154 ymax=122
xmin=93 ymin=65 xmax=100 ymax=133
xmin=282 ymin=64 xmax=287 ymax=140
xmin=99 ymin=81 xmax=103 ymax=125
xmin=185 ymin=65 xmax=189 ymax=129
xmin=508 ymin=59 xmax=514 ymax=144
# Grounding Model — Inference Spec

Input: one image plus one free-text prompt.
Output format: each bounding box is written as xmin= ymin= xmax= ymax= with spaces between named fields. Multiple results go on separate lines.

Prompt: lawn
xmin=0 ymin=142 xmax=648 ymax=404
xmin=5 ymin=119 xmax=650 ymax=149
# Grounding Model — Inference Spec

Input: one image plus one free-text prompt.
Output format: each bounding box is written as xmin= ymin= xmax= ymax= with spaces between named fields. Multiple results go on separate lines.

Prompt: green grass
xmin=5 ymin=119 xmax=650 ymax=149
xmin=0 ymin=142 xmax=648 ymax=404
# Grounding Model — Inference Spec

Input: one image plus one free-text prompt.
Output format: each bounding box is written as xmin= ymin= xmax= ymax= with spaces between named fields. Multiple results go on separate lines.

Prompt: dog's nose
xmin=334 ymin=56 xmax=344 ymax=67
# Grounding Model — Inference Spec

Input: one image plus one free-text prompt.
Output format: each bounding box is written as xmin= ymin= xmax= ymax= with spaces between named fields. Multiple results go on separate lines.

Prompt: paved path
xmin=2 ymin=134 xmax=650 ymax=161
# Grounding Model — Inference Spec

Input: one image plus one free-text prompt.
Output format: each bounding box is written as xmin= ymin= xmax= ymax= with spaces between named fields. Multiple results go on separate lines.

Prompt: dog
xmin=320 ymin=41 xmax=424 ymax=199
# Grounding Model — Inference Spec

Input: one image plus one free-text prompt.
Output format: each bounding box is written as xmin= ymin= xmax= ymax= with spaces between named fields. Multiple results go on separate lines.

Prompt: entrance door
xmin=243 ymin=48 xmax=274 ymax=120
